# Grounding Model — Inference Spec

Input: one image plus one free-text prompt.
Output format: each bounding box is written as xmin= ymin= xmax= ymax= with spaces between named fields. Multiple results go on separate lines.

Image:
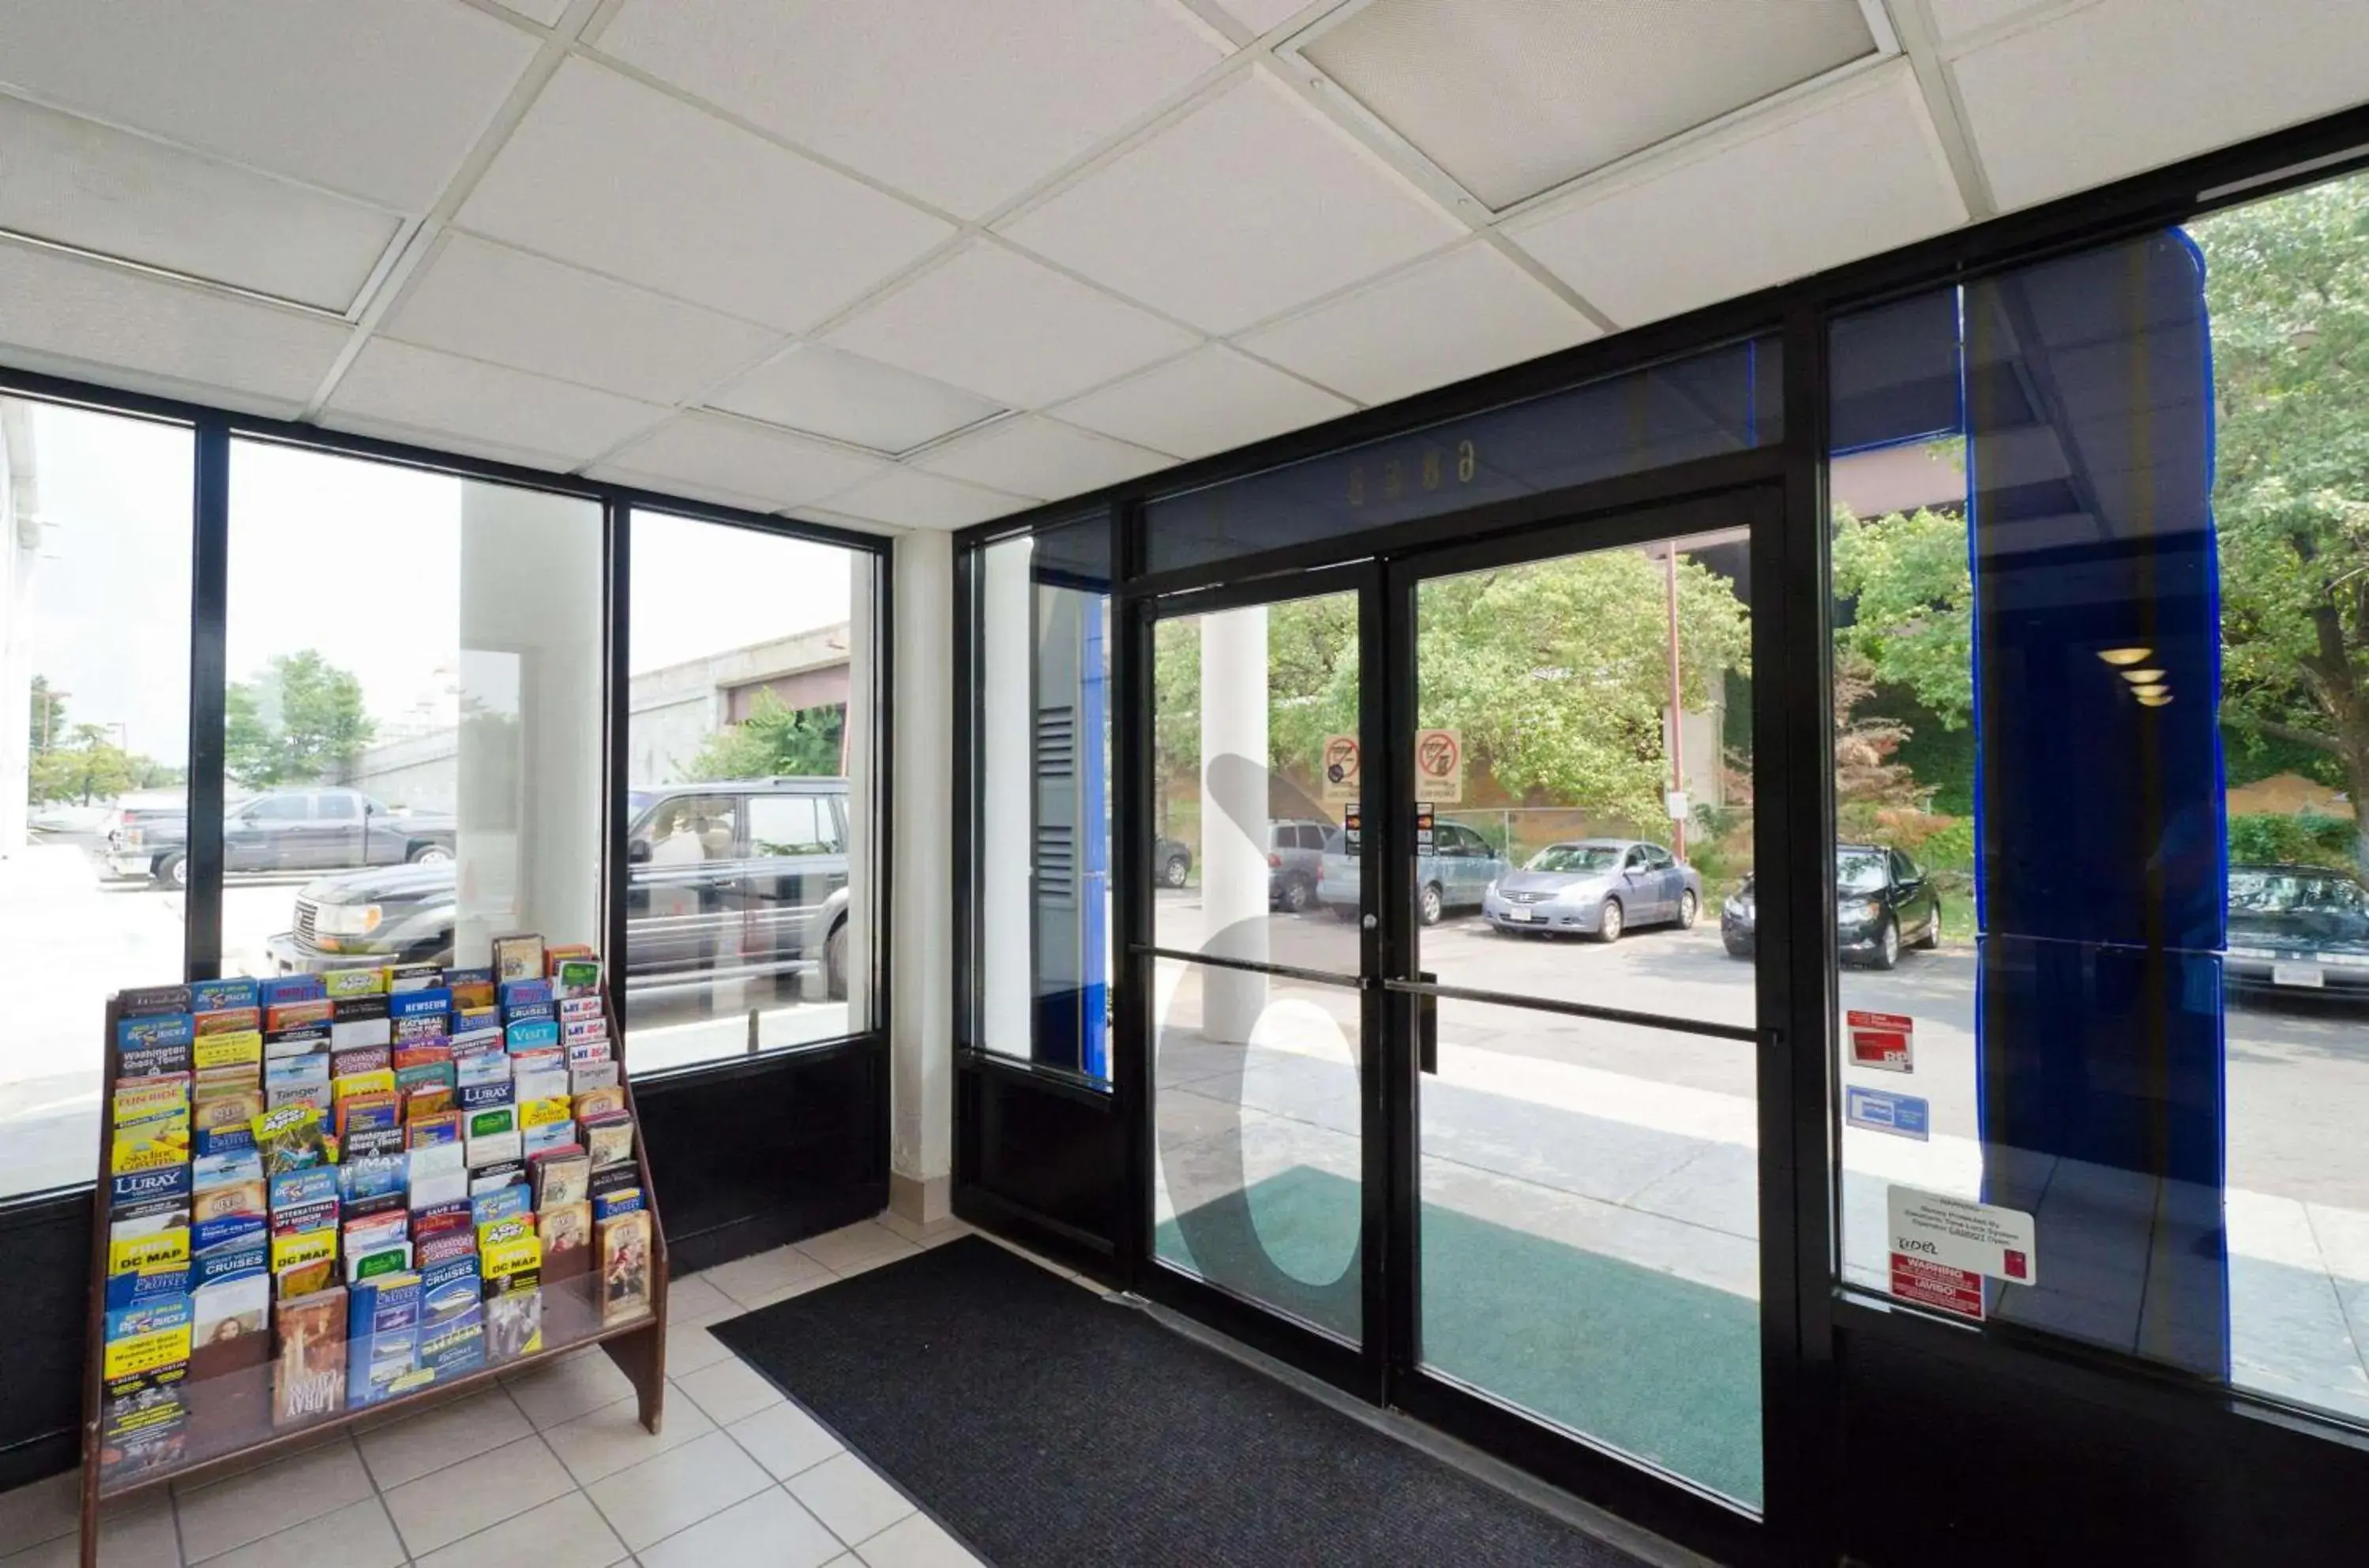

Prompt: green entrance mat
xmin=1158 ymin=1165 xmax=1763 ymax=1507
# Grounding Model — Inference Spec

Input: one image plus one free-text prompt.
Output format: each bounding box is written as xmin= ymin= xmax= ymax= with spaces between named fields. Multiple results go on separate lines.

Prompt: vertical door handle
xmin=1417 ymin=970 xmax=1438 ymax=1075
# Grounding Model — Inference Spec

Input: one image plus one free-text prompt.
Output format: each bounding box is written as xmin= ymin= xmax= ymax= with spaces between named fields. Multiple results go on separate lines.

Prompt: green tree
xmin=223 ymin=680 xmax=278 ymax=788
xmin=28 ymin=674 xmax=65 ymax=754
xmin=1830 ymin=502 xmax=1974 ymax=726
xmin=30 ymin=722 xmax=135 ymax=805
xmin=223 ymin=651 xmax=375 ymax=787
xmin=684 ymin=692 xmax=845 ymax=781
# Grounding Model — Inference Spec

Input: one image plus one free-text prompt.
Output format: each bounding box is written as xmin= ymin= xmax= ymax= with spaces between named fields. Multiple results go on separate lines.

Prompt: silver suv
xmin=1267 ymin=819 xmax=1335 ymax=913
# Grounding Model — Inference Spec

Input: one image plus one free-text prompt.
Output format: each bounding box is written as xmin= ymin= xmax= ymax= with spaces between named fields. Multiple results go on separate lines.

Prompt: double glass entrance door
xmin=1140 ymin=491 xmax=1771 ymax=1520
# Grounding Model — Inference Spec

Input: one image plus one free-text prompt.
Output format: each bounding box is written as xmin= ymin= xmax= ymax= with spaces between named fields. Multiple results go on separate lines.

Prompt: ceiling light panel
xmin=1950 ymin=0 xmax=2369 ymax=211
xmin=824 ymin=240 xmax=1198 ymax=408
xmin=708 ymin=345 xmax=1004 ymax=455
xmin=1001 ymin=69 xmax=1462 ymax=335
xmin=1510 ymin=64 xmax=1965 ymax=328
xmin=0 ymin=94 xmax=402 ymax=313
xmin=325 ymin=339 xmax=672 ymax=464
xmin=1298 ymin=0 xmax=1878 ymax=211
xmin=383 ymin=234 xmax=781 ymax=406
xmin=1056 ymin=344 xmax=1352 ymax=460
xmin=914 ymin=415 xmax=1172 ymax=500
xmin=459 ymin=58 xmax=952 ymax=332
xmin=1238 ymin=242 xmax=1598 ymax=406
xmin=596 ymin=0 xmax=1226 ymax=221
xmin=820 ymin=466 xmax=1030 ymax=531
xmin=0 ymin=0 xmax=536 ymax=211
xmin=0 ymin=236 xmax=351 ymax=415
xmin=595 ymin=412 xmax=887 ymax=508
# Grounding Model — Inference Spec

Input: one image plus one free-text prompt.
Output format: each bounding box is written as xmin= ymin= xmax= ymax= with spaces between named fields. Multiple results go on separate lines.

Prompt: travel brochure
xmin=94 ymin=938 xmax=653 ymax=1484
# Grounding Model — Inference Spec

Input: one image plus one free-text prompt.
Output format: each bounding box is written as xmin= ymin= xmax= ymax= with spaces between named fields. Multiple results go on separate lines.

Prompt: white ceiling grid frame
xmin=913 ymin=415 xmax=1174 ymax=500
xmin=323 ymin=337 xmax=673 ymax=465
xmin=588 ymin=411 xmax=888 ymax=512
xmin=1053 ymin=344 xmax=1354 ymax=460
xmin=592 ymin=0 xmax=1231 ymax=221
xmin=999 ymin=66 xmax=1467 ymax=335
xmin=1506 ymin=61 xmax=1969 ymax=329
xmin=707 ymin=345 xmax=1006 ymax=457
xmin=820 ymin=466 xmax=1034 ymax=531
xmin=1944 ymin=0 xmax=2369 ymax=212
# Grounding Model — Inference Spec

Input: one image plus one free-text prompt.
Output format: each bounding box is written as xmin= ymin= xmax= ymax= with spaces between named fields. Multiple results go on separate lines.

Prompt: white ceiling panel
xmin=1239 ymin=242 xmax=1599 ymax=406
xmin=820 ymin=467 xmax=1031 ymax=531
xmin=708 ymin=345 xmax=1003 ymax=455
xmin=1215 ymin=0 xmax=1314 ymax=36
xmin=383 ymin=234 xmax=782 ymax=406
xmin=597 ymin=0 xmax=1225 ymax=220
xmin=824 ymin=240 xmax=1198 ymax=408
xmin=326 ymin=339 xmax=670 ymax=463
xmin=493 ymin=0 xmax=569 ymax=24
xmin=0 ymin=93 xmax=401 ymax=313
xmin=1950 ymin=0 xmax=2369 ymax=211
xmin=1925 ymin=0 xmax=2063 ymax=43
xmin=1301 ymin=0 xmax=1876 ymax=210
xmin=1001 ymin=69 xmax=1462 ymax=334
xmin=459 ymin=58 xmax=953 ymax=332
xmin=594 ymin=412 xmax=886 ymax=508
xmin=0 ymin=237 xmax=351 ymax=414
xmin=1509 ymin=64 xmax=1966 ymax=328
xmin=0 ymin=0 xmax=536 ymax=210
xmin=914 ymin=415 xmax=1172 ymax=500
xmin=1055 ymin=344 xmax=1352 ymax=459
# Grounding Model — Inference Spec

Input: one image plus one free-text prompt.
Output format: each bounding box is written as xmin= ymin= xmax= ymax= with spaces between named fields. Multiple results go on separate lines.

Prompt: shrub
xmin=2228 ymin=811 xmax=2352 ymax=868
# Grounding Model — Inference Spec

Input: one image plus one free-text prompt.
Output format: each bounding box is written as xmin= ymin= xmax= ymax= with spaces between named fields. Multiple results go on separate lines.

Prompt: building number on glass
xmin=1348 ymin=440 xmax=1477 ymax=506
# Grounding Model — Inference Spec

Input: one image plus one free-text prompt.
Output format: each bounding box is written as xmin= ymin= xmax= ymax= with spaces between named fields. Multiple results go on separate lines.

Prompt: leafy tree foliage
xmin=224 ymin=650 xmax=375 ymax=788
xmin=685 ymin=692 xmax=845 ymax=781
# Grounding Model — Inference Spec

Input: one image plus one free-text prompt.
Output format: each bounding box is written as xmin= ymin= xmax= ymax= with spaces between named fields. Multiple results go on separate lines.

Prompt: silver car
xmin=1481 ymin=838 xmax=1704 ymax=941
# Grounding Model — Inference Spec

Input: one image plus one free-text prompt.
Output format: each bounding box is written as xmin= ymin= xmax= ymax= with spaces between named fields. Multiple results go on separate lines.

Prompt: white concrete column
xmin=978 ymin=538 xmax=1033 ymax=1056
xmin=454 ymin=482 xmax=603 ymax=965
xmin=1200 ymin=606 xmax=1268 ymax=1042
xmin=888 ymin=529 xmax=954 ymax=1223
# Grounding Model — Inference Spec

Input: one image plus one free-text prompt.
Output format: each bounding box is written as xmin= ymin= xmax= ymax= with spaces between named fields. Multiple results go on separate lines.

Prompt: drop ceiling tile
xmin=384 ymin=234 xmax=783 ymax=406
xmin=914 ymin=415 xmax=1171 ymax=500
xmin=1925 ymin=0 xmax=2061 ymax=43
xmin=824 ymin=239 xmax=1198 ymax=408
xmin=459 ymin=58 xmax=953 ymax=332
xmin=820 ymin=467 xmax=1030 ymax=530
xmin=1950 ymin=0 xmax=2369 ymax=211
xmin=1239 ymin=243 xmax=1599 ymax=406
xmin=1000 ymin=69 xmax=1463 ymax=334
xmin=597 ymin=0 xmax=1224 ymax=220
xmin=1508 ymin=64 xmax=1966 ymax=328
xmin=325 ymin=339 xmax=671 ymax=463
xmin=1055 ymin=344 xmax=1352 ymax=459
xmin=594 ymin=412 xmax=887 ymax=508
xmin=708 ymin=344 xmax=1002 ymax=454
xmin=0 ymin=94 xmax=402 ymax=312
xmin=1301 ymin=0 xmax=1876 ymax=210
xmin=1214 ymin=0 xmax=1312 ymax=36
xmin=310 ymin=412 xmax=580 ymax=475
xmin=494 ymin=0 xmax=569 ymax=24
xmin=0 ymin=0 xmax=535 ymax=210
xmin=0 ymin=235 xmax=351 ymax=414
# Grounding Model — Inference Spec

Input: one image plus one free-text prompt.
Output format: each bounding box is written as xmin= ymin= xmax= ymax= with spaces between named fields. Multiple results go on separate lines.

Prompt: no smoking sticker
xmin=1847 ymin=1009 xmax=1913 ymax=1073
xmin=1414 ymin=728 xmax=1462 ymax=803
xmin=1320 ymin=733 xmax=1361 ymax=805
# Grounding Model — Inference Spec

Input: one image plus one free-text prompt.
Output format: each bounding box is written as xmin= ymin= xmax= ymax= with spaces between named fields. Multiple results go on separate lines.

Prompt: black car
xmin=1722 ymin=844 xmax=1943 ymax=969
xmin=108 ymin=786 xmax=458 ymax=887
xmin=2225 ymin=862 xmax=2369 ymax=995
xmin=1155 ymin=836 xmax=1193 ymax=889
xmin=265 ymin=778 xmax=853 ymax=1000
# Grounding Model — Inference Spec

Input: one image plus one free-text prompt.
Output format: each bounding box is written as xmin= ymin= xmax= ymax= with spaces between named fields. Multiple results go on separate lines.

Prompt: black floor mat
xmin=708 ymin=1236 xmax=1654 ymax=1568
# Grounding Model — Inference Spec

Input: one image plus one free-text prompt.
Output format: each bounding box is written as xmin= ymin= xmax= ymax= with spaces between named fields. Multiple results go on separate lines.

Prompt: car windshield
xmin=2231 ymin=870 xmax=2369 ymax=915
xmin=1838 ymin=851 xmax=1890 ymax=893
xmin=1526 ymin=844 xmax=1621 ymax=873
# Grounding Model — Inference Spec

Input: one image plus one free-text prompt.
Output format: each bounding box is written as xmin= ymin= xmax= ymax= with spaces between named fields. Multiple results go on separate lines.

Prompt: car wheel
xmin=407 ymin=842 xmax=453 ymax=865
xmin=155 ymin=853 xmax=187 ymax=889
xmin=1676 ymin=888 xmax=1699 ymax=929
xmin=825 ymin=921 xmax=848 ymax=1002
xmin=1282 ymin=875 xmax=1313 ymax=913
xmin=1161 ymin=853 xmax=1190 ymax=889
xmin=1593 ymin=898 xmax=1624 ymax=943
xmin=1914 ymin=902 xmax=1942 ymax=949
xmin=1418 ymin=883 xmax=1444 ymax=927
xmin=1723 ymin=941 xmax=1752 ymax=961
xmin=1872 ymin=916 xmax=1901 ymax=970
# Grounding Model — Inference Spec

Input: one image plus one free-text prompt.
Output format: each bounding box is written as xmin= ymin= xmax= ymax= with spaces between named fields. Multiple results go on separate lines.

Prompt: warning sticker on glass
xmin=1887 ymin=1185 xmax=2037 ymax=1285
xmin=1847 ymin=1010 xmax=1914 ymax=1072
xmin=1889 ymin=1254 xmax=1984 ymax=1320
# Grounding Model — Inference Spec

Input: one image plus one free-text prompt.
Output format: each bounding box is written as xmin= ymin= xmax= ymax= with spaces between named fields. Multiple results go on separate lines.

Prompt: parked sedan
xmin=2226 ymin=862 xmax=2369 ymax=996
xmin=1721 ymin=843 xmax=1943 ymax=968
xmin=1483 ymin=838 xmax=1702 ymax=941
xmin=1316 ymin=820 xmax=1508 ymax=926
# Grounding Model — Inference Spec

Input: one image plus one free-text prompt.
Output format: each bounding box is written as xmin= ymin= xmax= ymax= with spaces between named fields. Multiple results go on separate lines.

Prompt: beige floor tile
xmin=636 ymin=1487 xmax=841 ymax=1568
xmin=672 ymin=1359 xmax=783 ymax=1427
xmin=0 ymin=1471 xmax=79 ymax=1558
xmin=176 ymin=1439 xmax=374 ymax=1562
xmin=662 ymin=1275 xmax=738 ymax=1326
xmin=794 ymin=1224 xmax=918 ymax=1277
xmin=725 ymin=1401 xmax=842 ymax=1480
xmin=704 ymin=1247 xmax=831 ymax=1310
xmin=356 ymin=1386 xmax=533 ymax=1490
xmin=544 ymin=1393 xmax=715 ymax=1487
xmin=196 ymin=1496 xmax=401 ymax=1568
xmin=727 ymin=1271 xmax=836 ymax=1313
xmin=786 ymin=1453 xmax=914 ymax=1548
xmin=5 ymin=1491 xmax=176 ymax=1568
xmin=853 ymin=1513 xmax=983 ymax=1568
xmin=505 ymin=1349 xmax=639 ymax=1429
xmin=588 ymin=1431 xmax=772 ymax=1553
xmin=873 ymin=1212 xmax=970 ymax=1248
xmin=663 ymin=1320 xmax=733 ymax=1376
xmin=381 ymin=1434 xmax=573 ymax=1558
xmin=412 ymin=1491 xmax=628 ymax=1568
xmin=169 ymin=1429 xmax=352 ymax=1499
